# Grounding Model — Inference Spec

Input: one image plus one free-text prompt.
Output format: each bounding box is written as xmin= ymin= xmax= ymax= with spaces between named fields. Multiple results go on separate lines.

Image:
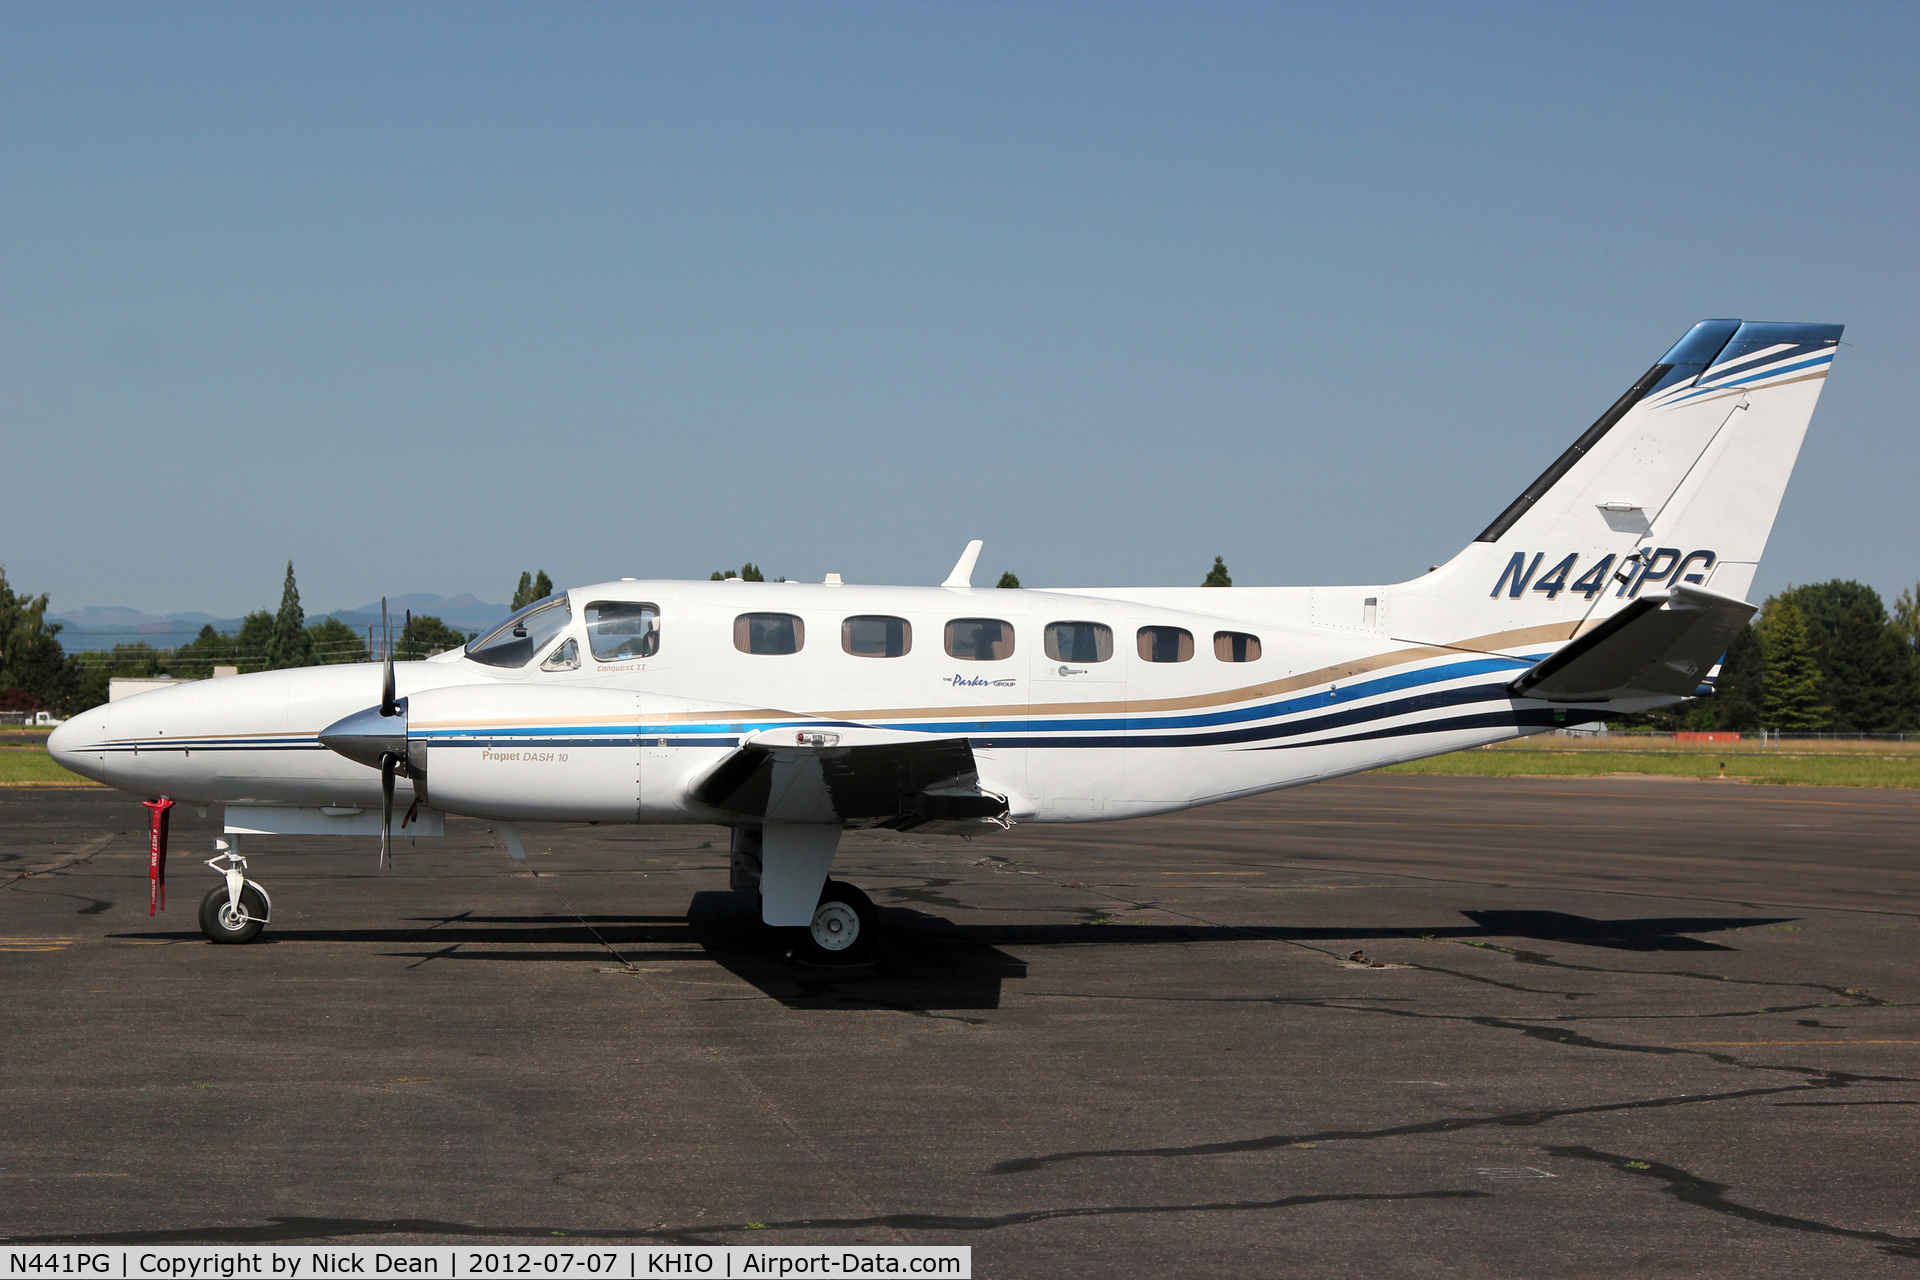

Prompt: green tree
xmin=1682 ymin=619 xmax=1764 ymax=731
xmin=60 ymin=641 xmax=170 ymax=716
xmin=1893 ymin=583 xmax=1920 ymax=653
xmin=168 ymin=624 xmax=243 ymax=679
xmin=267 ymin=561 xmax=315 ymax=669
xmin=996 ymin=572 xmax=1021 ymax=589
xmin=1778 ymin=580 xmax=1917 ymax=731
xmin=511 ymin=570 xmax=555 ymax=610
xmin=307 ymin=616 xmax=371 ymax=665
xmin=1762 ymin=599 xmax=1829 ymax=731
xmin=0 ymin=567 xmax=72 ymax=711
xmin=1202 ymin=556 xmax=1232 ymax=587
xmin=739 ymin=563 xmax=764 ymax=582
xmin=234 ymin=611 xmax=275 ymax=668
xmin=400 ymin=614 xmax=469 ymax=658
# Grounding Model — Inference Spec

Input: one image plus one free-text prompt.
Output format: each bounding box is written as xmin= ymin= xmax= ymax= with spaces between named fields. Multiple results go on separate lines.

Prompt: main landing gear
xmin=198 ymin=840 xmax=272 ymax=945
xmin=797 ymin=880 xmax=880 ymax=966
xmin=730 ymin=823 xmax=880 ymax=966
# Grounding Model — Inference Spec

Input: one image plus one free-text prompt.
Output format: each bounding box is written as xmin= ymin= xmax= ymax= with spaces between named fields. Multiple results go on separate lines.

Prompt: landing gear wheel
xmin=795 ymin=880 xmax=878 ymax=966
xmin=199 ymin=883 xmax=268 ymax=944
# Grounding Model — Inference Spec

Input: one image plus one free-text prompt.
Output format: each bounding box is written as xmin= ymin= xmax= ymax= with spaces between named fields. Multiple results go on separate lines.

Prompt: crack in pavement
xmin=1441 ymin=940 xmax=1898 ymax=1005
xmin=6 ymin=835 xmax=116 ymax=883
xmin=987 ymin=1080 xmax=1838 ymax=1175
xmin=1547 ymin=1145 xmax=1920 ymax=1260
xmin=0 ymin=1190 xmax=1491 ymax=1246
xmin=988 ymin=1000 xmax=1919 ymax=1176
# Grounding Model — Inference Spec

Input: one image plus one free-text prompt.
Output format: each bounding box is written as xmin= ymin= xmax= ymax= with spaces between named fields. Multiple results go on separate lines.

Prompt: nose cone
xmin=318 ymin=702 xmax=406 ymax=771
xmin=46 ymin=713 xmax=110 ymax=784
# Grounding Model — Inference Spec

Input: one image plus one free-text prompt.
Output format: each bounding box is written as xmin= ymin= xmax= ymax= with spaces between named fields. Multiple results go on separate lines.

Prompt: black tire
xmin=794 ymin=880 xmax=879 ymax=966
xmin=199 ymin=883 xmax=268 ymax=945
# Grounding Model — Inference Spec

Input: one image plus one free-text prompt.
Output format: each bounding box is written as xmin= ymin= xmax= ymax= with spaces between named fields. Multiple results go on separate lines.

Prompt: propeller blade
xmin=380 ymin=752 xmax=395 ymax=869
xmin=380 ymin=597 xmax=396 ymax=717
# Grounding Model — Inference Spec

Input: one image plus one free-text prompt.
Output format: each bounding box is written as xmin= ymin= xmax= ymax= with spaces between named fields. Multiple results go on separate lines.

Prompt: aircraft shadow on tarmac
xmin=105 ymin=903 xmax=1790 ymax=1012
xmin=903 ymin=909 xmax=1794 ymax=953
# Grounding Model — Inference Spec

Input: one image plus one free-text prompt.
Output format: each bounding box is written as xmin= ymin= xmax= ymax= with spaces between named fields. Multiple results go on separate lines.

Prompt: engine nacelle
xmin=405 ymin=684 xmax=746 ymax=823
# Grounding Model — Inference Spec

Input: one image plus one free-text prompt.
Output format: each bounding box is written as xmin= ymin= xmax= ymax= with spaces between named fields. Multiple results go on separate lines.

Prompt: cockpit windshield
xmin=466 ymin=597 xmax=573 ymax=669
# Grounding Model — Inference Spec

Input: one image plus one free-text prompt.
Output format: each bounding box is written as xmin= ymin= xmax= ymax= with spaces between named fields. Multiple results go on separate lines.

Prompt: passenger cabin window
xmin=467 ymin=598 xmax=573 ymax=669
xmin=735 ymin=613 xmax=804 ymax=656
xmin=1137 ymin=626 xmax=1194 ymax=663
xmin=1044 ymin=621 xmax=1113 ymax=663
xmin=1215 ymin=631 xmax=1262 ymax=662
xmin=843 ymin=615 xmax=911 ymax=658
xmin=540 ymin=638 xmax=580 ymax=672
xmin=587 ymin=601 xmax=660 ymax=661
xmin=945 ymin=618 xmax=1014 ymax=661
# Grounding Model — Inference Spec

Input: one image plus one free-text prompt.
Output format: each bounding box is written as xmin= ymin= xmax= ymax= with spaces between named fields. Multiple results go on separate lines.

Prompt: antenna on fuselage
xmin=942 ymin=539 xmax=984 ymax=588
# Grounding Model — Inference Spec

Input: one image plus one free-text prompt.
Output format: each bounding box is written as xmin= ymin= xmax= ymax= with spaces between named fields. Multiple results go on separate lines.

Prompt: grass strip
xmin=0 ymin=749 xmax=103 ymax=787
xmin=1378 ymin=749 xmax=1920 ymax=788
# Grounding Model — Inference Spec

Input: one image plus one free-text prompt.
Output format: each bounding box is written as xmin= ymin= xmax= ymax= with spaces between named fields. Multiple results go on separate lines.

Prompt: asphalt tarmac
xmin=3 ymin=774 xmax=1918 ymax=1278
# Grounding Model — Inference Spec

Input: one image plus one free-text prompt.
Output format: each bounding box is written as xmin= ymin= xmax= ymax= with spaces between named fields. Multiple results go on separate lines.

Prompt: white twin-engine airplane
xmin=50 ymin=319 xmax=1842 ymax=961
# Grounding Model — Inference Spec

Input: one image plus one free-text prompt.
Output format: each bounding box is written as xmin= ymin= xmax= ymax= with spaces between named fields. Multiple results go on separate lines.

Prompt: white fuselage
xmin=49 ymin=575 xmax=1618 ymax=829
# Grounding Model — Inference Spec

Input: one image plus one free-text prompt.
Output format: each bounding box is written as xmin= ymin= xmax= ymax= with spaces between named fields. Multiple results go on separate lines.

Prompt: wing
xmin=1508 ymin=584 xmax=1757 ymax=703
xmin=691 ymin=728 xmax=1010 ymax=831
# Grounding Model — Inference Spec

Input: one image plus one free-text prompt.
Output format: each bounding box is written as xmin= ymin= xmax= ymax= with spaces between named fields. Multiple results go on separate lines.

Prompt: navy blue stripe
xmin=1252 ymin=707 xmax=1573 ymax=749
xmin=995 ymin=682 xmax=1512 ymax=750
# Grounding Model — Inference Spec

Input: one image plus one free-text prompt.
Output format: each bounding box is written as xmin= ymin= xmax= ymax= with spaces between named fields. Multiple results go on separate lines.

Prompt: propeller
xmin=378 ymin=598 xmax=400 ymax=869
xmin=316 ymin=596 xmax=413 ymax=870
xmin=380 ymin=597 xmax=396 ymax=717
xmin=379 ymin=750 xmax=396 ymax=870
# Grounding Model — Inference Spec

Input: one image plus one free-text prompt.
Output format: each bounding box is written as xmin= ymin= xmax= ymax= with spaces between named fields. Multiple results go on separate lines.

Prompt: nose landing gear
xmin=198 ymin=840 xmax=272 ymax=944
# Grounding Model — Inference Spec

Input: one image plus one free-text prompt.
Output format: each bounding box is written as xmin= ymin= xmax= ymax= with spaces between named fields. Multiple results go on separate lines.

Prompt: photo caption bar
xmin=0 ymin=1249 xmax=969 ymax=1280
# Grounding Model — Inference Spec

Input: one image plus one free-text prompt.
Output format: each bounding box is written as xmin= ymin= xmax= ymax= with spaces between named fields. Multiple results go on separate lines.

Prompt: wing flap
xmin=1509 ymin=584 xmax=1756 ymax=703
xmin=691 ymin=732 xmax=1006 ymax=828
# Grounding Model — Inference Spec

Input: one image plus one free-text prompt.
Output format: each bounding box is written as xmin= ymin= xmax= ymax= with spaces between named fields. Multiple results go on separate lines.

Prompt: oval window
xmin=734 ymin=613 xmax=805 ymax=655
xmin=945 ymin=618 xmax=1015 ymax=661
xmin=1214 ymin=631 xmax=1262 ymax=662
xmin=1044 ymin=621 xmax=1113 ymax=663
xmin=842 ymin=615 xmax=911 ymax=658
xmin=1137 ymin=626 xmax=1194 ymax=663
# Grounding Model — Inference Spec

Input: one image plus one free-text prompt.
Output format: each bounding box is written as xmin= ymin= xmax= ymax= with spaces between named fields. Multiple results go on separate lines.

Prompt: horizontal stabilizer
xmin=1508 ymin=584 xmax=1756 ymax=703
xmin=692 ymin=732 xmax=1005 ymax=827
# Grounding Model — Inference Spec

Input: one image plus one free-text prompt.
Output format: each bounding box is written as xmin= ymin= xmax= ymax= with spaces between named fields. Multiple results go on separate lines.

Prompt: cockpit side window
xmin=587 ymin=601 xmax=660 ymax=661
xmin=466 ymin=598 xmax=573 ymax=669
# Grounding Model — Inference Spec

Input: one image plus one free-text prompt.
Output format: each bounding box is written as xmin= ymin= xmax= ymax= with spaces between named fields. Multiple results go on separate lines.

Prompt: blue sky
xmin=5 ymin=1 xmax=1916 ymax=618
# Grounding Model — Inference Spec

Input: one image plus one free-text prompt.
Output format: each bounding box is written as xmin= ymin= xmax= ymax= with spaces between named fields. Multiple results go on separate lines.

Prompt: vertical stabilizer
xmin=1393 ymin=319 xmax=1840 ymax=644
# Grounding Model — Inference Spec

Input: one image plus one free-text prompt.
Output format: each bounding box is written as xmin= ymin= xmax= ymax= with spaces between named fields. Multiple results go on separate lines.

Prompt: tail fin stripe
xmin=1660 ymin=351 xmax=1834 ymax=406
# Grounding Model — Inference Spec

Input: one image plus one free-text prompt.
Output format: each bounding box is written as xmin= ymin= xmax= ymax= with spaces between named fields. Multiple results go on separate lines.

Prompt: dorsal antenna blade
xmin=941 ymin=539 xmax=984 ymax=588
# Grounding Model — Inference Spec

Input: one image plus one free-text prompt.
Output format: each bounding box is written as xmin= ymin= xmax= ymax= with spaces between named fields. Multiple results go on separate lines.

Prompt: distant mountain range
xmin=52 ymin=593 xmax=513 ymax=653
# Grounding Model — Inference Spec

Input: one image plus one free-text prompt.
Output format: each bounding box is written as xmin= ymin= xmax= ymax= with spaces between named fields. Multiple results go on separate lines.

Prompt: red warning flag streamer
xmin=143 ymin=797 xmax=175 ymax=916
